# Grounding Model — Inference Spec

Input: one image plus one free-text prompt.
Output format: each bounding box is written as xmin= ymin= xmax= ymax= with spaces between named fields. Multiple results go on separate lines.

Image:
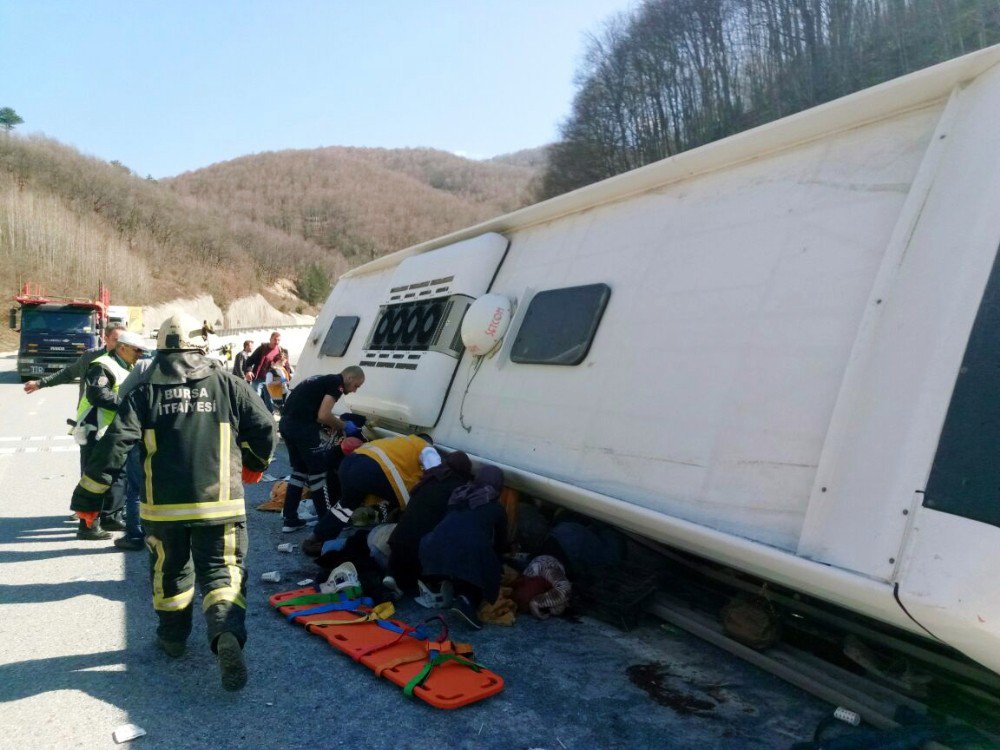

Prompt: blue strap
xmin=287 ymin=597 xmax=374 ymax=621
xmin=375 ymin=620 xmax=430 ymax=640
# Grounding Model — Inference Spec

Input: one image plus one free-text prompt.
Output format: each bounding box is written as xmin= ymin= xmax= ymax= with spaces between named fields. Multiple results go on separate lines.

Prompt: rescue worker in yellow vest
xmin=305 ymin=433 xmax=432 ymax=555
xmin=72 ymin=330 xmax=152 ymax=540
xmin=70 ymin=313 xmax=276 ymax=691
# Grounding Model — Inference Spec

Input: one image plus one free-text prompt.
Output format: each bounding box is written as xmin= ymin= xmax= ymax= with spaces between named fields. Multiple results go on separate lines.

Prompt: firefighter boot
xmin=77 ymin=518 xmax=111 ymax=541
xmin=216 ymin=632 xmax=247 ymax=691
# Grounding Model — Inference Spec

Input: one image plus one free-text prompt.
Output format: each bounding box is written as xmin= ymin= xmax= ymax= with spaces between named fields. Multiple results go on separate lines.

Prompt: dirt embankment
xmin=142 ymin=294 xmax=315 ymax=333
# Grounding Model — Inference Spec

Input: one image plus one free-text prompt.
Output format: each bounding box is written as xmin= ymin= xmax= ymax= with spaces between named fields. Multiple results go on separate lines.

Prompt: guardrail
xmin=214 ymin=323 xmax=315 ymax=336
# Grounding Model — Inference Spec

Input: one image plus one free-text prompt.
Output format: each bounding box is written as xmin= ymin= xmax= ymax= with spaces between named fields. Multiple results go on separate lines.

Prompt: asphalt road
xmin=0 ymin=351 xmax=829 ymax=749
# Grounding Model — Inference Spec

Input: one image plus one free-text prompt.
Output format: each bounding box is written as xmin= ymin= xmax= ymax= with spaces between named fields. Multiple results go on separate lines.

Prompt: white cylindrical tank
xmin=461 ymin=293 xmax=513 ymax=356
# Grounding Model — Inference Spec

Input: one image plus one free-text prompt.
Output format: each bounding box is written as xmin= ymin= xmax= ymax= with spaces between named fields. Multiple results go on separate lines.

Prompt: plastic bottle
xmin=261 ymin=571 xmax=282 ymax=583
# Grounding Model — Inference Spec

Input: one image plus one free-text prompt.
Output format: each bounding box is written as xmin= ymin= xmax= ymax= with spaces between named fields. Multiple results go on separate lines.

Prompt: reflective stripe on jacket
xmin=355 ymin=435 xmax=428 ymax=507
xmin=71 ymin=351 xmax=276 ymax=525
xmin=74 ymin=353 xmax=130 ymax=441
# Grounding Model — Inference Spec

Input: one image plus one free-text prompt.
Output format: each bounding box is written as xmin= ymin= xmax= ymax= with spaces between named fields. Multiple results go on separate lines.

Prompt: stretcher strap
xmin=372 ymin=639 xmax=474 ymax=677
xmin=403 ymin=653 xmax=484 ymax=697
xmin=277 ymin=590 xmax=359 ymax=608
xmin=305 ymin=602 xmax=395 ymax=631
xmin=357 ymin=614 xmax=448 ymax=662
xmin=287 ymin=598 xmax=373 ymax=621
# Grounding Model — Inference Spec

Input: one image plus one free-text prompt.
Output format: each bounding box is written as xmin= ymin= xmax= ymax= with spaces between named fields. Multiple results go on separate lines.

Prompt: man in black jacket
xmin=278 ymin=366 xmax=365 ymax=532
xmin=232 ymin=339 xmax=253 ymax=377
xmin=71 ymin=313 xmax=276 ymax=691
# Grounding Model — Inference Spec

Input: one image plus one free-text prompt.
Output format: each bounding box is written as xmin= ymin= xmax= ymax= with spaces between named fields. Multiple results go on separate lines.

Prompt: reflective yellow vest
xmin=355 ymin=434 xmax=429 ymax=508
xmin=74 ymin=353 xmax=130 ymax=442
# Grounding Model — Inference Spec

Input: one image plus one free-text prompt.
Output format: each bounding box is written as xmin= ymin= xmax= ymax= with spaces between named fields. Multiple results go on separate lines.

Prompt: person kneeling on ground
xmin=386 ymin=450 xmax=473 ymax=593
xmin=419 ymin=466 xmax=507 ymax=630
xmin=303 ymin=432 xmax=432 ymax=555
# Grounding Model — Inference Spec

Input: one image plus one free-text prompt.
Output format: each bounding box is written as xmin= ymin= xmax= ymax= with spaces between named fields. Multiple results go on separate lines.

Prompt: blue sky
xmin=2 ymin=1 xmax=632 ymax=178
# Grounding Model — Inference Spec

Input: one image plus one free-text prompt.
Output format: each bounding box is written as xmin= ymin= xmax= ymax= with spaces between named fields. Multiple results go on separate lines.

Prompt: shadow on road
xmin=1 ymin=516 xmax=78 ymax=539
xmin=0 ymin=547 xmax=113 ymax=564
xmin=0 ymin=444 xmax=831 ymax=749
xmin=0 ymin=580 xmax=127 ymax=604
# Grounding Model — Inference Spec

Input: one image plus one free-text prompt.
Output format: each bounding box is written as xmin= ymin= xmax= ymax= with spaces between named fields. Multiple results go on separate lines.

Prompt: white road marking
xmin=0 ymin=445 xmax=78 ymax=454
xmin=0 ymin=435 xmax=76 ymax=442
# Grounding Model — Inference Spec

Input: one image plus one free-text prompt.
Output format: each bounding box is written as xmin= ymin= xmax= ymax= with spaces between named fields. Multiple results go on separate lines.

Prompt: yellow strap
xmin=306 ymin=601 xmax=395 ymax=628
xmin=373 ymin=651 xmax=427 ymax=677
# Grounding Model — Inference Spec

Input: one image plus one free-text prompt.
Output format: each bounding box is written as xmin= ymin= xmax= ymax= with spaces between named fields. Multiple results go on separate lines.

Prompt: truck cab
xmin=10 ymin=283 xmax=110 ymax=382
xmin=14 ymin=304 xmax=102 ymax=381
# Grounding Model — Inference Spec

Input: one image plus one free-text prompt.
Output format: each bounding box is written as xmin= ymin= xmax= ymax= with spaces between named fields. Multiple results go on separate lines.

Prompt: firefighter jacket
xmin=354 ymin=434 xmax=430 ymax=508
xmin=73 ymin=352 xmax=131 ymax=443
xmin=71 ymin=350 xmax=276 ymax=524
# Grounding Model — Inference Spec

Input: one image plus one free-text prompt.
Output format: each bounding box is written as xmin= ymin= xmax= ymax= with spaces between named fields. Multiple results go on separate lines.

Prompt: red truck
xmin=8 ymin=283 xmax=112 ymax=381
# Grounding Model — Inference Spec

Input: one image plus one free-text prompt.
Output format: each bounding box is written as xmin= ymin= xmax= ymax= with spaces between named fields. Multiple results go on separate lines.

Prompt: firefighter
xmin=72 ymin=329 xmax=153 ymax=540
xmin=70 ymin=313 xmax=276 ymax=691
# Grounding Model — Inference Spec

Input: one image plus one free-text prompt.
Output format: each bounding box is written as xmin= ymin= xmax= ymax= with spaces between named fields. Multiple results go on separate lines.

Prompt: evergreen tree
xmin=0 ymin=107 xmax=24 ymax=132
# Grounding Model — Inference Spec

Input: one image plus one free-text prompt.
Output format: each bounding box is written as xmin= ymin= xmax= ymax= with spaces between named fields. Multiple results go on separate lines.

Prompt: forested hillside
xmin=166 ymin=147 xmax=537 ymax=268
xmin=0 ymin=135 xmax=541 ymax=348
xmin=542 ymin=0 xmax=999 ymax=196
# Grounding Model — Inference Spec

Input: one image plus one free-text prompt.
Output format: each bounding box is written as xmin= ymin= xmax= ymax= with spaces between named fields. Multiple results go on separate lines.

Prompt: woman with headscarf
xmin=387 ymin=450 xmax=473 ymax=591
xmin=419 ymin=465 xmax=507 ymax=629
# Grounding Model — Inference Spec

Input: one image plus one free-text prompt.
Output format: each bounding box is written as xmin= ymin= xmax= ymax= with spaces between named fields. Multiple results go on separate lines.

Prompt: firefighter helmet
xmin=156 ymin=313 xmax=208 ymax=351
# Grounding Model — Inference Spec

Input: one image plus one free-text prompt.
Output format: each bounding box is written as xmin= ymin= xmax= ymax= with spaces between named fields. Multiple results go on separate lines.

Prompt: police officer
xmin=72 ymin=329 xmax=152 ymax=540
xmin=71 ymin=313 xmax=276 ymax=691
xmin=22 ymin=322 xmax=123 ymax=397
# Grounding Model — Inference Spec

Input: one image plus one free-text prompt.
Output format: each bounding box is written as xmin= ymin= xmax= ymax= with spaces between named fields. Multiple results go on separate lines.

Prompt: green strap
xmin=273 ymin=588 xmax=363 ymax=608
xmin=402 ymin=653 xmax=484 ymax=698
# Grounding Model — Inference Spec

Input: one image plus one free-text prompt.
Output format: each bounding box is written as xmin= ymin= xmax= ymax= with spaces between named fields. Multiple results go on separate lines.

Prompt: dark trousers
xmin=388 ymin=541 xmax=423 ymax=592
xmin=80 ymin=439 xmax=125 ymax=523
xmin=313 ymin=454 xmax=395 ymax=543
xmin=123 ymin=446 xmax=144 ymax=540
xmin=143 ymin=520 xmax=248 ymax=650
xmin=279 ymin=424 xmax=329 ymax=521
